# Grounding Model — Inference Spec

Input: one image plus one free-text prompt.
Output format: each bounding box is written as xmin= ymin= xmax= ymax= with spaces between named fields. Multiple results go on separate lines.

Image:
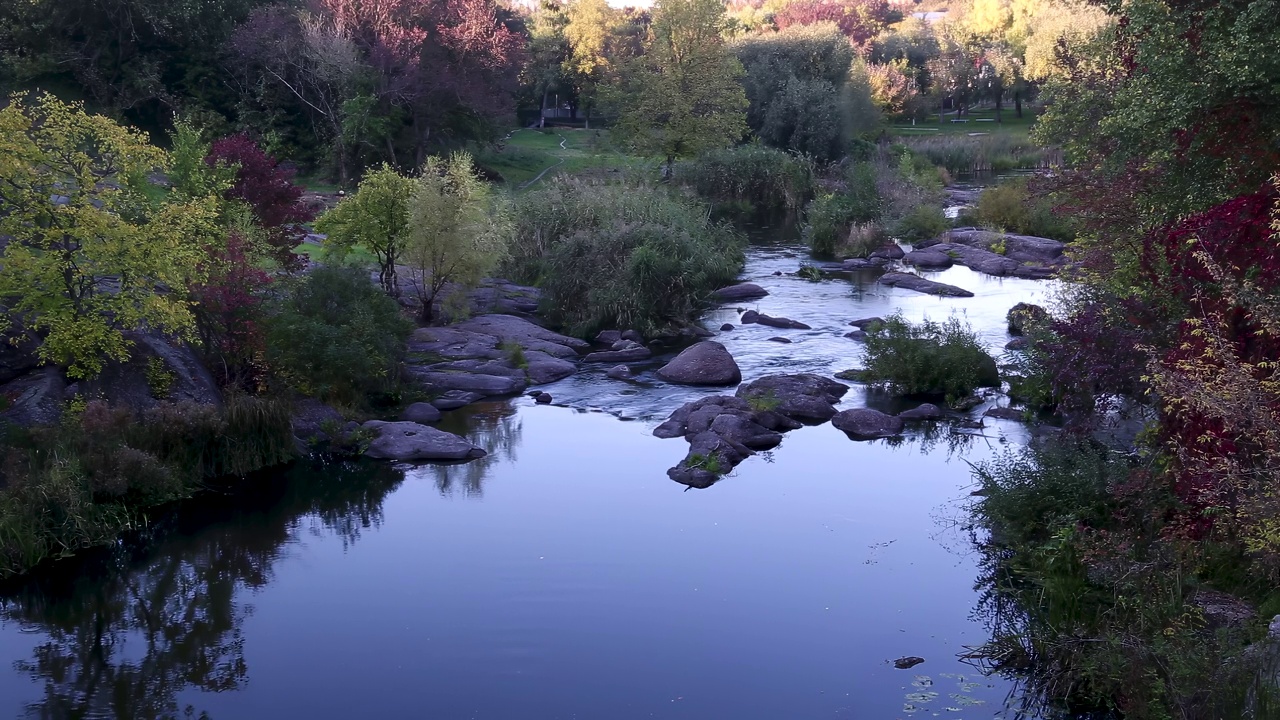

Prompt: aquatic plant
xmin=860 ymin=314 xmax=997 ymax=402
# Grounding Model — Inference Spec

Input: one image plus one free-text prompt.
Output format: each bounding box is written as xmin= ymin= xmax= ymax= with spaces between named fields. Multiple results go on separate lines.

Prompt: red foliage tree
xmin=772 ymin=0 xmax=896 ymax=46
xmin=192 ymin=232 xmax=274 ymax=391
xmin=207 ymin=134 xmax=313 ymax=272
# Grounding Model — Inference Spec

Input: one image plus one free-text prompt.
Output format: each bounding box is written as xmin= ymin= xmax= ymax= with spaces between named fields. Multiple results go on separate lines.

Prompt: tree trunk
xmin=664 ymin=155 xmax=675 ymax=182
xmin=420 ymin=295 xmax=434 ymax=324
xmin=585 ymin=105 xmax=591 ymax=130
xmin=995 ymin=92 xmax=1003 ymax=123
xmin=1015 ymin=92 xmax=1023 ymax=118
xmin=540 ymin=88 xmax=549 ymax=129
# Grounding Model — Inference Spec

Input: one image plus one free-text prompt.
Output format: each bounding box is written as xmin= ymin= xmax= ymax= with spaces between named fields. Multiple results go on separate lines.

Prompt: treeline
xmin=0 ymin=0 xmax=1103 ymax=182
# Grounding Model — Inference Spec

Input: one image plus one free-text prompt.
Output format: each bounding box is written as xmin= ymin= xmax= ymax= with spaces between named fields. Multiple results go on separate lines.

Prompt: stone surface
xmin=984 ymin=407 xmax=1026 ymax=421
xmin=767 ymin=336 xmax=792 ymax=343
xmin=902 ymin=249 xmax=955 ymax=269
xmin=0 ymin=366 xmax=66 ymax=427
xmin=534 ymin=393 xmax=552 ymax=404
xmin=849 ymin=317 xmax=884 ymax=329
xmin=708 ymin=413 xmax=782 ymax=450
xmin=450 ymin=314 xmax=588 ymax=358
xmin=400 ymin=402 xmax=443 ymax=424
xmin=656 ymin=341 xmax=742 ymax=386
xmin=869 ymin=243 xmax=905 ymax=260
xmin=1007 ymin=302 xmax=1049 ymax=335
xmin=713 ymin=283 xmax=769 ymax=301
xmin=898 ymin=403 xmax=944 ymax=421
xmin=736 ymin=373 xmax=849 ymax=423
xmin=841 ymin=257 xmax=890 ymax=270
xmin=414 ymin=371 xmax=526 ymax=396
xmin=621 ymin=330 xmax=645 ymax=343
xmin=1005 ymin=337 xmax=1030 ymax=351
xmin=292 ymin=398 xmax=344 ymax=440
xmin=832 ymin=408 xmax=905 ymax=439
xmin=606 ymin=364 xmax=635 ymax=380
xmin=430 ymin=390 xmax=484 ymax=410
xmin=362 ymin=420 xmax=486 ymax=461
xmin=720 ymin=323 xmax=734 ymax=331
xmin=584 ymin=346 xmax=652 ymax=363
xmin=844 ymin=330 xmax=867 ymax=341
xmin=594 ymin=330 xmax=622 ymax=344
xmin=523 ymin=351 xmax=578 ymax=384
xmin=877 ymin=272 xmax=974 ymax=298
xmin=740 ymin=310 xmax=811 ymax=329
xmin=913 ymin=228 xmax=1068 ymax=279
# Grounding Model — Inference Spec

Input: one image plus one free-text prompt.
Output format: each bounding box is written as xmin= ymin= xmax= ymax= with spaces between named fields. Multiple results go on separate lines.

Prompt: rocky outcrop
xmin=832 ymin=408 xmax=904 ymax=439
xmin=405 ymin=314 xmax=586 ymax=405
xmin=870 ymin=243 xmax=905 ymax=260
xmin=656 ymin=341 xmax=741 ymax=386
xmin=915 ymin=228 xmax=1069 ymax=278
xmin=0 ymin=366 xmax=66 ymax=427
xmin=713 ymin=283 xmax=769 ymax=301
xmin=584 ymin=342 xmax=652 ymax=363
xmin=362 ymin=420 xmax=486 ymax=461
xmin=740 ymin=310 xmax=811 ymax=329
xmin=878 ymin=272 xmax=975 ymax=298
xmin=1007 ymin=302 xmax=1049 ymax=335
xmin=902 ymin=249 xmax=955 ymax=269
xmin=653 ymin=395 xmax=787 ymax=488
xmin=735 ymin=373 xmax=849 ymax=423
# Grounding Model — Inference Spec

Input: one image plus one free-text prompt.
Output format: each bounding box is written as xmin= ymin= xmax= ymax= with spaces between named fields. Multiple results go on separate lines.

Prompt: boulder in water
xmin=656 ymin=341 xmax=742 ymax=386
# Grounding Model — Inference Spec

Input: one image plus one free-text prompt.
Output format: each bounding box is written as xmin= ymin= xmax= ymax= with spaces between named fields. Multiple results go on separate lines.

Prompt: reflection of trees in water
xmin=426 ymin=404 xmax=522 ymax=497
xmin=0 ymin=461 xmax=405 ymax=720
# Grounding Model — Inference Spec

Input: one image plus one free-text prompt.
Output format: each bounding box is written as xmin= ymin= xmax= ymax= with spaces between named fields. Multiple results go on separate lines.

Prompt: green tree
xmin=405 ymin=153 xmax=509 ymax=323
xmin=0 ymin=94 xmax=218 ymax=378
xmin=564 ymin=0 xmax=621 ymax=128
xmin=610 ymin=0 xmax=748 ymax=175
xmin=523 ymin=0 xmax=574 ymax=128
xmin=315 ymin=164 xmax=416 ymax=296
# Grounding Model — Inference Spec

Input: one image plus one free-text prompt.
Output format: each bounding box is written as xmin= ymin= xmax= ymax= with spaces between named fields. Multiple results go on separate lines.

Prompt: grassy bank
xmin=473 ymin=129 xmax=641 ymax=187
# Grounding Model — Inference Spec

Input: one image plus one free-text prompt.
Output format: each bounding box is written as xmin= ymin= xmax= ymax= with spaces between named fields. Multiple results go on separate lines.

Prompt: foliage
xmin=0 ymin=395 xmax=293 ymax=578
xmin=772 ymin=0 xmax=898 ymax=46
xmin=315 ymin=164 xmax=416 ymax=295
xmin=803 ymin=162 xmax=881 ymax=257
xmin=563 ymin=0 xmax=621 ymax=124
xmin=676 ymin=145 xmax=814 ymax=214
xmin=207 ymin=133 xmax=313 ymax=271
xmin=895 ymin=204 xmax=948 ymax=242
xmin=900 ymin=134 xmax=1053 ymax=173
xmin=861 ymin=314 xmax=997 ymax=402
xmin=190 ymin=233 xmax=273 ymax=391
xmin=0 ymin=94 xmax=218 ymax=379
xmin=506 ymin=177 xmax=743 ymax=336
xmin=973 ymin=177 xmax=1075 ymax=241
xmin=404 ymin=153 xmax=510 ymax=323
xmin=264 ymin=266 xmax=412 ymax=405
xmin=609 ymin=0 xmax=749 ymax=174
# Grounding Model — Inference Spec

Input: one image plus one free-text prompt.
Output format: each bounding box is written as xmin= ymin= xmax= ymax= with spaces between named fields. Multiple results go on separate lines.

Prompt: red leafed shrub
xmin=207 ymin=134 xmax=313 ymax=271
xmin=192 ymin=232 xmax=273 ymax=391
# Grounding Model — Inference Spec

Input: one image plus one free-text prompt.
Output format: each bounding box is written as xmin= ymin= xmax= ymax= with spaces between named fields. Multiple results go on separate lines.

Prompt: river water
xmin=0 ymin=231 xmax=1055 ymax=719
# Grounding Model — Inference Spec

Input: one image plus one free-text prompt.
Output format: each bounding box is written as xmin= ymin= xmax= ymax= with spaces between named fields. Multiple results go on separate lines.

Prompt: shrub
xmin=893 ymin=204 xmax=948 ymax=242
xmin=506 ymin=178 xmax=744 ymax=336
xmin=677 ymin=145 xmax=814 ymax=214
xmin=265 ymin=265 xmax=412 ymax=404
xmin=861 ymin=314 xmax=998 ymax=401
xmin=803 ymin=161 xmax=880 ymax=256
xmin=975 ymin=178 xmax=1076 ymax=241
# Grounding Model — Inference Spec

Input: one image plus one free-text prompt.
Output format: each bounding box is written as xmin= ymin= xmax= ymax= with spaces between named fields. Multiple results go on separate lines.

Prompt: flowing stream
xmin=0 ymin=227 xmax=1056 ymax=719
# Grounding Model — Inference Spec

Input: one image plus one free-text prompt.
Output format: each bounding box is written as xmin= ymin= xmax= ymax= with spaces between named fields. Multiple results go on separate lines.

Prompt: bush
xmin=803 ymin=161 xmax=881 ymax=256
xmin=265 ymin=265 xmax=413 ymax=404
xmin=677 ymin=145 xmax=815 ymax=214
xmin=861 ymin=314 xmax=998 ymax=401
xmin=975 ymin=178 xmax=1076 ymax=241
xmin=893 ymin=204 xmax=948 ymax=242
xmin=506 ymin=178 xmax=744 ymax=336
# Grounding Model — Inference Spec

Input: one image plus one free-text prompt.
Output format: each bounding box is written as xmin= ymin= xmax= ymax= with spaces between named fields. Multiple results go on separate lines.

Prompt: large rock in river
xmin=735 ymin=373 xmax=849 ymax=423
xmin=832 ymin=408 xmax=904 ymax=439
xmin=878 ymin=272 xmax=974 ymax=298
xmin=656 ymin=341 xmax=741 ymax=386
xmin=362 ymin=420 xmax=486 ymax=461
xmin=713 ymin=283 xmax=769 ymax=301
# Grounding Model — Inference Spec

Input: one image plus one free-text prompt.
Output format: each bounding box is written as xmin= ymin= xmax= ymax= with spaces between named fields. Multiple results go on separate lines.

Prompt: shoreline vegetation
xmin=3 ymin=0 xmax=1279 ymax=716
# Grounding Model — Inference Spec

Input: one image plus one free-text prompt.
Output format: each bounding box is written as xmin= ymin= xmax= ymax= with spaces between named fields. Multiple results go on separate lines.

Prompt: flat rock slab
xmin=714 ymin=283 xmax=769 ymax=301
xmin=898 ymin=403 xmax=944 ymax=421
xmin=656 ymin=341 xmax=741 ymax=386
xmin=741 ymin=310 xmax=811 ymax=329
xmin=878 ymin=272 xmax=974 ymax=298
xmin=362 ymin=420 xmax=486 ymax=461
xmin=832 ymin=408 xmax=905 ymax=439
xmin=736 ymin=373 xmax=849 ymax=423
xmin=400 ymin=402 xmax=442 ymax=424
xmin=584 ymin=346 xmax=652 ymax=363
xmin=452 ymin=314 xmax=588 ymax=359
xmin=414 ymin=370 xmax=527 ymax=396
xmin=902 ymin=249 xmax=955 ymax=269
xmin=431 ymin=390 xmax=485 ymax=410
xmin=941 ymin=227 xmax=1066 ymax=262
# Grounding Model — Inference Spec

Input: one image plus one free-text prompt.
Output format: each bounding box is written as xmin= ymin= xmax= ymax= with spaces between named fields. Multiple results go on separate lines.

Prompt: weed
xmin=500 ymin=340 xmax=529 ymax=369
xmin=145 ymin=356 xmax=174 ymax=399
xmin=797 ymin=264 xmax=823 ymax=282
xmin=746 ymin=391 xmax=781 ymax=412
xmin=686 ymin=453 xmax=723 ymax=474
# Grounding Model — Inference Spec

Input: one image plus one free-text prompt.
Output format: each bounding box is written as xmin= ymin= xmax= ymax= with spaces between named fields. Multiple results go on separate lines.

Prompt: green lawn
xmin=474 ymin=128 xmax=642 ymax=188
xmin=891 ymin=106 xmax=1038 ymax=138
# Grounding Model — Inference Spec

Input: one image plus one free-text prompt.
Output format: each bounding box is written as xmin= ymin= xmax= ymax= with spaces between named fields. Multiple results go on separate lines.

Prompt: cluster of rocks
xmin=906 ymin=228 xmax=1068 ymax=280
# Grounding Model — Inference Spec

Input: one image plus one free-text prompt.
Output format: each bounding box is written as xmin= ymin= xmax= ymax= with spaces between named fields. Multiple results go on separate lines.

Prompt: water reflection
xmin=429 ymin=401 xmax=523 ymax=497
xmin=0 ymin=461 xmax=406 ymax=720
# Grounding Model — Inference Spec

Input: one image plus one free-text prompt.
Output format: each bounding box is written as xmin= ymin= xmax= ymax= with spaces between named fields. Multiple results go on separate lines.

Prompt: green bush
xmin=0 ymin=395 xmax=294 ymax=578
xmin=893 ymin=204 xmax=948 ymax=242
xmin=506 ymin=178 xmax=744 ymax=336
xmin=678 ymin=145 xmax=815 ymax=214
xmin=803 ymin=161 xmax=881 ymax=257
xmin=975 ymin=178 xmax=1076 ymax=241
xmin=265 ymin=265 xmax=412 ymax=405
xmin=861 ymin=314 xmax=999 ymax=401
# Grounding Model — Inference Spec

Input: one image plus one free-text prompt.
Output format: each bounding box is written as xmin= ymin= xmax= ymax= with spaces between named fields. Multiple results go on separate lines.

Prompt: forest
xmin=1 ymin=0 xmax=1279 ymax=717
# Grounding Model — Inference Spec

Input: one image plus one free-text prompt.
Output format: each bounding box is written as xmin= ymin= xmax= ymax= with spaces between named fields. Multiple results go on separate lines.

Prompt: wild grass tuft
xmin=676 ymin=145 xmax=815 ymax=215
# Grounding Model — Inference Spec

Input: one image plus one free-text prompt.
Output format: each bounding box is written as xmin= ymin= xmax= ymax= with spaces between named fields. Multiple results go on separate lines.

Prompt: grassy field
xmin=474 ymin=128 xmax=643 ymax=187
xmin=890 ymin=106 xmax=1038 ymax=138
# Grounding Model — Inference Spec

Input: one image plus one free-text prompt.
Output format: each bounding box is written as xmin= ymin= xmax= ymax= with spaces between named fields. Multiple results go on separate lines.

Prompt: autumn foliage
xmin=208 ymin=134 xmax=313 ymax=271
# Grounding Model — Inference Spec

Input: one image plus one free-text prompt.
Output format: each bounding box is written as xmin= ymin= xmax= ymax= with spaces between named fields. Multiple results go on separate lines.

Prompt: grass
xmin=473 ymin=129 xmax=641 ymax=188
xmin=890 ymin=106 xmax=1039 ymax=138
xmin=294 ymin=241 xmax=379 ymax=268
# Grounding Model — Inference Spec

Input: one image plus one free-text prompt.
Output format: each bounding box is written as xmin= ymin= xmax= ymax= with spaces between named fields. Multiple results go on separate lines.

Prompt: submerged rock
xmin=878 ymin=272 xmax=974 ymax=298
xmin=894 ymin=657 xmax=925 ymax=670
xmin=362 ymin=420 xmax=486 ymax=461
xmin=656 ymin=341 xmax=741 ymax=386
xmin=606 ymin=364 xmax=635 ymax=380
xmin=413 ymin=370 xmax=526 ymax=397
xmin=767 ymin=336 xmax=792 ymax=343
xmin=832 ymin=408 xmax=904 ymax=439
xmin=713 ymin=282 xmax=769 ymax=301
xmin=720 ymin=323 xmax=735 ymax=331
xmin=898 ymin=403 xmax=943 ymax=421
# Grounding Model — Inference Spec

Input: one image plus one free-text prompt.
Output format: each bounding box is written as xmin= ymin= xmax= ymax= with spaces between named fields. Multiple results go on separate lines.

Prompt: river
xmin=0 ymin=230 xmax=1055 ymax=719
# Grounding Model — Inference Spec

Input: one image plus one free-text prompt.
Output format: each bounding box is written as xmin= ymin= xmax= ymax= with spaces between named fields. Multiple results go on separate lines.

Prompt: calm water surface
xmin=0 ymin=235 xmax=1053 ymax=719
